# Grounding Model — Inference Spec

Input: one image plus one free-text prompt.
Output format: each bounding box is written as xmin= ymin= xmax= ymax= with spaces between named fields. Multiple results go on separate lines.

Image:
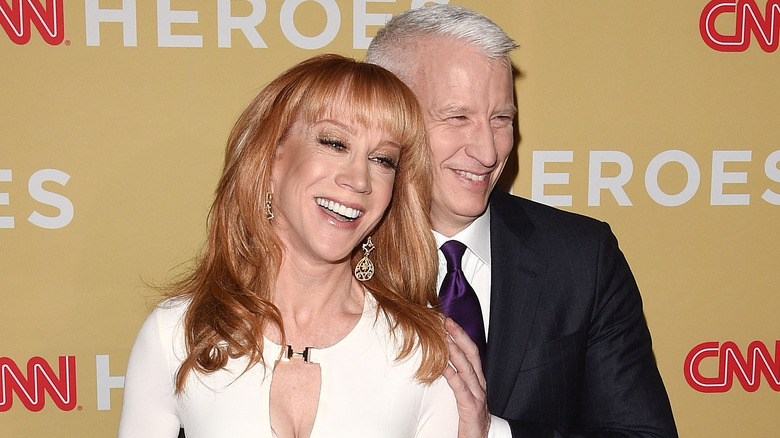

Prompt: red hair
xmin=169 ymin=54 xmax=444 ymax=392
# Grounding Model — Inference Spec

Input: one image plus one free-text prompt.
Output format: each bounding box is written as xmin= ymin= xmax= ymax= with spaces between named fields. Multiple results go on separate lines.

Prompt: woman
xmin=117 ymin=54 xmax=458 ymax=437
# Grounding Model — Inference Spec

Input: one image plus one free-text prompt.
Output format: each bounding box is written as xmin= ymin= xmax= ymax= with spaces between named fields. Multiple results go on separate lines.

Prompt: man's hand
xmin=442 ymin=318 xmax=491 ymax=438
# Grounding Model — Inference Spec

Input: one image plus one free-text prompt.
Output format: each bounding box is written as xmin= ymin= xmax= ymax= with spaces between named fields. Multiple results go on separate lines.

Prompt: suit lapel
xmin=484 ymin=190 xmax=547 ymax=414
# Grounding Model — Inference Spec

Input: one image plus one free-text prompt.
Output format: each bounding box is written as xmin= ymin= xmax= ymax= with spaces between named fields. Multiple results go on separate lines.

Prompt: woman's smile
xmin=316 ymin=197 xmax=363 ymax=221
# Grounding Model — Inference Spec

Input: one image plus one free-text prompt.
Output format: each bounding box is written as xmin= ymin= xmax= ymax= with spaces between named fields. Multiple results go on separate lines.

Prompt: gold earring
xmin=354 ymin=237 xmax=375 ymax=281
xmin=265 ymin=192 xmax=274 ymax=220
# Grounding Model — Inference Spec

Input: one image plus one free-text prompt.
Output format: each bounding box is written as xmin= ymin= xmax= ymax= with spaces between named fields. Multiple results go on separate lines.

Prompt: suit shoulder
xmin=491 ymin=189 xmax=609 ymax=236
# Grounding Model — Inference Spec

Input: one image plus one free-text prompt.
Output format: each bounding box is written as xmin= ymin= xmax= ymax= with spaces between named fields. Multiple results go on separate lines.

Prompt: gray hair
xmin=366 ymin=4 xmax=517 ymax=82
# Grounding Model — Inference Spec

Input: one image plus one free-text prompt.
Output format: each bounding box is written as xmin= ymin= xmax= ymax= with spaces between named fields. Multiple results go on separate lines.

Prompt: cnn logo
xmin=684 ymin=341 xmax=780 ymax=393
xmin=700 ymin=0 xmax=780 ymax=52
xmin=0 ymin=356 xmax=76 ymax=411
xmin=0 ymin=0 xmax=64 ymax=45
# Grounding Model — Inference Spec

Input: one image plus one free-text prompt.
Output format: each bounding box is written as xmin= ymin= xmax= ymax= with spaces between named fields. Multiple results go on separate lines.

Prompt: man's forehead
xmin=408 ymin=39 xmax=511 ymax=80
xmin=412 ymin=63 xmax=514 ymax=110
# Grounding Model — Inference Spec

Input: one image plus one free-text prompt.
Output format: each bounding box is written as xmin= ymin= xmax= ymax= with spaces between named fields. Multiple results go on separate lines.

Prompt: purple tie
xmin=439 ymin=240 xmax=487 ymax=365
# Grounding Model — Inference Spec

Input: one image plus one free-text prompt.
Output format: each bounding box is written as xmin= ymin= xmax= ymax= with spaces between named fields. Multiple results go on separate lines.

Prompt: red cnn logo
xmin=0 ymin=356 xmax=77 ymax=412
xmin=0 ymin=0 xmax=64 ymax=45
xmin=684 ymin=341 xmax=780 ymax=393
xmin=700 ymin=0 xmax=780 ymax=52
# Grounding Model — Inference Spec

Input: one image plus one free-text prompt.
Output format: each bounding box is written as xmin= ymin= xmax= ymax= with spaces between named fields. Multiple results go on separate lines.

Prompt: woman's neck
xmin=271 ymin=257 xmax=364 ymax=349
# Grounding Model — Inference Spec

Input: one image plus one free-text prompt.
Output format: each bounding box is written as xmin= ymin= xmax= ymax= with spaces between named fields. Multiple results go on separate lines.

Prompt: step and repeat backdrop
xmin=2 ymin=1 xmax=778 ymax=436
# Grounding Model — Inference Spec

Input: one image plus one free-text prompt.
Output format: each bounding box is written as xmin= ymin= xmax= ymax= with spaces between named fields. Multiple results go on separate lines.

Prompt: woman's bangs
xmin=297 ymin=74 xmax=421 ymax=150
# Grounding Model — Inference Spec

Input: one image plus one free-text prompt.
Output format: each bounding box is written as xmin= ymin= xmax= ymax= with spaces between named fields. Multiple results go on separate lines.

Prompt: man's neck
xmin=432 ymin=216 xmax=479 ymax=238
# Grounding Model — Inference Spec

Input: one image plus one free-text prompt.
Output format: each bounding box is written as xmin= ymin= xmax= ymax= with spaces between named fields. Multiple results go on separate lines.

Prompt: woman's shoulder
xmin=147 ymin=295 xmax=191 ymax=328
xmin=132 ymin=296 xmax=191 ymax=357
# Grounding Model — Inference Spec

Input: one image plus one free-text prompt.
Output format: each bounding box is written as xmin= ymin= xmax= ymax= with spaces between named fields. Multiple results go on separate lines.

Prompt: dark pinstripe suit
xmin=484 ymin=189 xmax=677 ymax=437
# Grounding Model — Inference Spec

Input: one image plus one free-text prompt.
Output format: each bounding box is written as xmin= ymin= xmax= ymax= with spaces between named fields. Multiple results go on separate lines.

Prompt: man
xmin=367 ymin=5 xmax=677 ymax=437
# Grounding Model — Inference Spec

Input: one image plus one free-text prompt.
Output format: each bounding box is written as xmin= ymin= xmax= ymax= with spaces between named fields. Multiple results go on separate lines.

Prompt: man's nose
xmin=464 ymin=120 xmax=499 ymax=168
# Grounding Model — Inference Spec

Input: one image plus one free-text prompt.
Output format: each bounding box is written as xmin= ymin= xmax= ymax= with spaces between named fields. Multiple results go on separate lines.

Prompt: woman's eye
xmin=372 ymin=155 xmax=398 ymax=170
xmin=319 ymin=138 xmax=346 ymax=150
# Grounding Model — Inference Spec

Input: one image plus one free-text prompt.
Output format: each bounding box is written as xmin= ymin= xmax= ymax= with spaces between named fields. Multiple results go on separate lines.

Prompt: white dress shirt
xmin=433 ymin=208 xmax=512 ymax=437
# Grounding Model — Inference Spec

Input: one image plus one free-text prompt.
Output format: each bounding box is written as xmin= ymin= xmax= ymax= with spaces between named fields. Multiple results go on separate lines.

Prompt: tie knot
xmin=441 ymin=240 xmax=467 ymax=273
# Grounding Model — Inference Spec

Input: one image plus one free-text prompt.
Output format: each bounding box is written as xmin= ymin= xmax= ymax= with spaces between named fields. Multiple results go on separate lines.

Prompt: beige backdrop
xmin=2 ymin=1 xmax=778 ymax=436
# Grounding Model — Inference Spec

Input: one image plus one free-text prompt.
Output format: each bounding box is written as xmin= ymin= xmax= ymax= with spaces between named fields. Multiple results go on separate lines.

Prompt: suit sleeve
xmin=117 ymin=307 xmax=182 ymax=438
xmin=503 ymin=223 xmax=677 ymax=438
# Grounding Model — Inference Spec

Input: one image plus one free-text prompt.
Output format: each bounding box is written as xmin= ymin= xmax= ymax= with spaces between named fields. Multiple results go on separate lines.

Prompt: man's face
xmin=409 ymin=38 xmax=516 ymax=236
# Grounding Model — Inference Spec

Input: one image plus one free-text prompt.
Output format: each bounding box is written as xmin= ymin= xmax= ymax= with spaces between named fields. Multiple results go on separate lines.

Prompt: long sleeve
xmin=502 ymin=225 xmax=677 ymax=437
xmin=576 ymin=225 xmax=676 ymax=436
xmin=117 ymin=306 xmax=181 ymax=438
xmin=486 ymin=190 xmax=677 ymax=437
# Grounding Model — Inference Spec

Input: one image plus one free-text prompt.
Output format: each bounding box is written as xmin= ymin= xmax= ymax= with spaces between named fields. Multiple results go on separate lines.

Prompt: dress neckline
xmin=263 ymin=289 xmax=376 ymax=363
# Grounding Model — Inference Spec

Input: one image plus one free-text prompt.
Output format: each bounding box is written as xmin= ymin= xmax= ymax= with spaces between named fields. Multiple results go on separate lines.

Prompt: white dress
xmin=117 ymin=293 xmax=459 ymax=438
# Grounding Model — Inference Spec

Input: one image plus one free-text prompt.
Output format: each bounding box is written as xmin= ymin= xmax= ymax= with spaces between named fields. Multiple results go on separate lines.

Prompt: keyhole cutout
xmin=269 ymin=356 xmax=322 ymax=438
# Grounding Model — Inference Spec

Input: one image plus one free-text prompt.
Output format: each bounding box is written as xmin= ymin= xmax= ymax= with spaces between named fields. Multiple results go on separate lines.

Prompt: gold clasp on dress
xmin=282 ymin=345 xmax=312 ymax=363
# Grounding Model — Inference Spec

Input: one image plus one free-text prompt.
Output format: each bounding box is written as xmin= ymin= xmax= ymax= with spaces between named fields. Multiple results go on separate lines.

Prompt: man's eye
xmin=492 ymin=115 xmax=514 ymax=127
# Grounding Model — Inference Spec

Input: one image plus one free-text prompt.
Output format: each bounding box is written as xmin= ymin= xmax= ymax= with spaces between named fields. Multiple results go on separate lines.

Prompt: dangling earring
xmin=354 ymin=237 xmax=375 ymax=281
xmin=265 ymin=192 xmax=274 ymax=220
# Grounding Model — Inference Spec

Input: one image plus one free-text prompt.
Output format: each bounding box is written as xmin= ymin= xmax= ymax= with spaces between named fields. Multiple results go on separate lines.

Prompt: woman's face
xmin=270 ymin=112 xmax=401 ymax=266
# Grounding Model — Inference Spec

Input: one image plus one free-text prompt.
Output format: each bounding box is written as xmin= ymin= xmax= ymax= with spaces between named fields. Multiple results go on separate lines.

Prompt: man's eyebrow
xmin=436 ymin=104 xmax=471 ymax=116
xmin=435 ymin=103 xmax=517 ymax=116
xmin=500 ymin=104 xmax=518 ymax=115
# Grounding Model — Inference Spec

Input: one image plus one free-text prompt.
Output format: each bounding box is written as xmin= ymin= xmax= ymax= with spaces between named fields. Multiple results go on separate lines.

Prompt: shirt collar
xmin=432 ymin=207 xmax=492 ymax=267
